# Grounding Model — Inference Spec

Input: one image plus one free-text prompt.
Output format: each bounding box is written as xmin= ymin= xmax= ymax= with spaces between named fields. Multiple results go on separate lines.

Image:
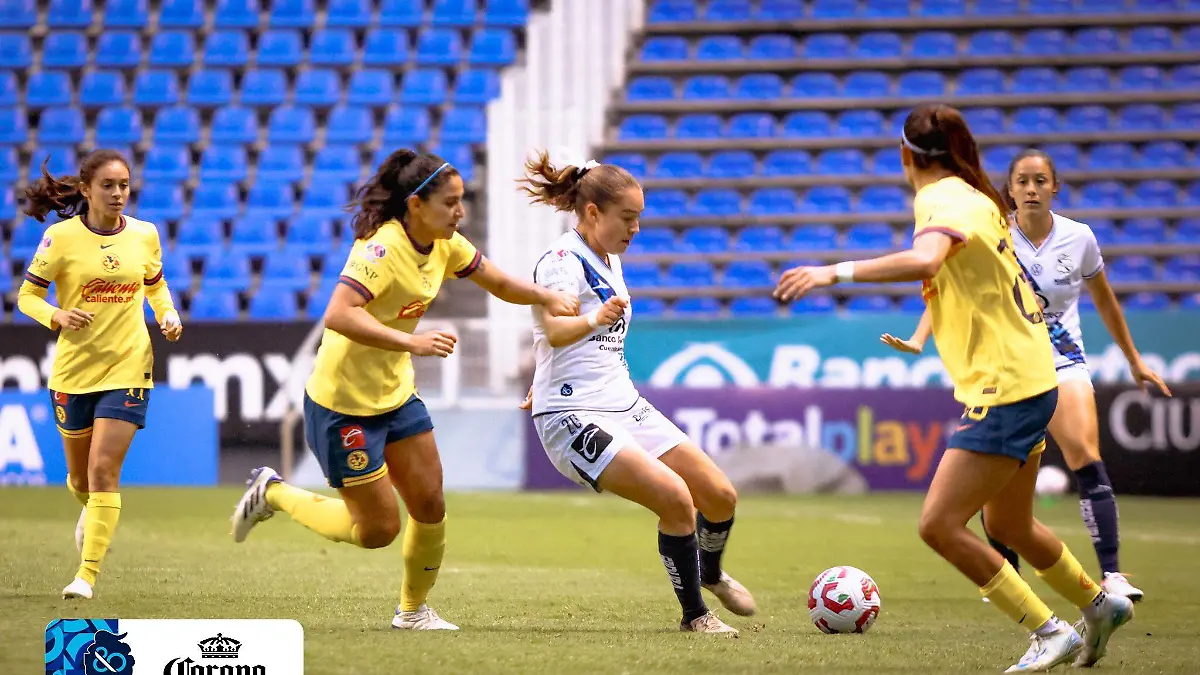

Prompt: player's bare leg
xmin=62 ymin=431 xmax=92 ymax=552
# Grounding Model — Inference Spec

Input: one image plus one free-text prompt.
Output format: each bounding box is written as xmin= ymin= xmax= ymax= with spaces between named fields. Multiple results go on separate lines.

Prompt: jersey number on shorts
xmin=570 ymin=423 xmax=614 ymax=463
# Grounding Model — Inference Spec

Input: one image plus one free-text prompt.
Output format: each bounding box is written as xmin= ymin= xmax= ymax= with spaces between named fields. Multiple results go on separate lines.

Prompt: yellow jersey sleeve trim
xmin=453 ymin=250 xmax=482 ymax=278
xmin=914 ymin=226 xmax=968 ymax=243
xmin=23 ymin=271 xmax=51 ymax=288
xmin=338 ymin=275 xmax=375 ymax=302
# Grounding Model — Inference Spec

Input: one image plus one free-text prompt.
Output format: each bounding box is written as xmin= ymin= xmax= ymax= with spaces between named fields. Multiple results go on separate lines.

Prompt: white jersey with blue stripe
xmin=530 ymin=230 xmax=639 ymax=416
xmin=1011 ymin=211 xmax=1105 ymax=372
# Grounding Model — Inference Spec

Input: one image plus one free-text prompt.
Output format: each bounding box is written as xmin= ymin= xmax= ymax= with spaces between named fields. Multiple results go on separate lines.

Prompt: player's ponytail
xmin=902 ymin=103 xmax=1009 ymax=217
xmin=348 ymin=148 xmax=459 ymax=240
xmin=24 ymin=149 xmax=129 ymax=222
xmin=518 ymin=150 xmax=639 ymax=217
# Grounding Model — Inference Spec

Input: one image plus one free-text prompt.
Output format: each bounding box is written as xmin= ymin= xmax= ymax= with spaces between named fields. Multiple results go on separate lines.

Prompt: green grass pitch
xmin=2 ymin=489 xmax=1199 ymax=673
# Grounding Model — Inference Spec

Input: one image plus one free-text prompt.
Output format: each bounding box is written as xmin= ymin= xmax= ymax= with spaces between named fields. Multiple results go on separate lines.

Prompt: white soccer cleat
xmin=1003 ymin=621 xmax=1082 ymax=672
xmin=1100 ymin=572 xmax=1144 ymax=603
xmin=702 ymin=572 xmax=757 ymax=617
xmin=392 ymin=604 xmax=459 ymax=630
xmin=680 ymin=611 xmax=739 ymax=635
xmin=230 ymin=466 xmax=281 ymax=543
xmin=62 ymin=577 xmax=93 ymax=600
xmin=1073 ymin=593 xmax=1134 ymax=668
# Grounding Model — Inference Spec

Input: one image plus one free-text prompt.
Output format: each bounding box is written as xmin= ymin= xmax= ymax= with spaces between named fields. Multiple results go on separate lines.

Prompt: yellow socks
xmin=66 ymin=477 xmax=88 ymax=506
xmin=77 ymin=492 xmax=120 ymax=585
xmin=981 ymin=561 xmax=1055 ymax=631
xmin=400 ymin=515 xmax=446 ymax=611
xmin=265 ymin=483 xmax=362 ymax=546
xmin=1036 ymin=545 xmax=1103 ymax=609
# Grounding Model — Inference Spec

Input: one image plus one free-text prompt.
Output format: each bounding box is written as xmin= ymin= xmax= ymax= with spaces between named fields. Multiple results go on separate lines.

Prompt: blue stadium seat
xmin=627 ymin=230 xmax=674 ymax=254
xmin=43 ymin=33 xmax=88 ymax=69
xmin=245 ymin=182 xmax=294 ymax=219
xmin=1133 ymin=180 xmax=1178 ymax=207
xmin=1079 ymin=181 xmax=1126 ymax=208
xmin=0 ymin=147 xmax=17 ymax=182
xmin=628 ymin=77 xmax=675 ymax=101
xmin=910 ymin=31 xmax=957 ymax=58
xmin=268 ymin=106 xmax=316 ymax=144
xmin=78 ymin=71 xmax=126 ymax=108
xmin=10 ymin=218 xmax=45 ymax=257
xmin=27 ymin=72 xmax=72 ymax=108
xmin=0 ymin=73 xmax=15 ymax=107
xmin=96 ymin=33 xmax=141 ymax=69
xmin=676 ymin=113 xmax=723 ymax=139
xmin=201 ymin=251 xmax=253 ymax=290
xmin=0 ymin=34 xmax=32 ymax=69
xmin=248 ymin=288 xmax=300 ymax=320
xmin=803 ymin=186 xmax=851 ymax=213
xmin=214 ymin=0 xmax=260 ymax=27
xmin=1120 ymin=103 xmax=1166 ymax=131
xmin=666 ymin=262 xmax=716 ymax=287
xmin=843 ymin=71 xmax=890 ymax=97
xmin=48 ymin=0 xmax=93 ymax=27
xmin=736 ymin=74 xmax=784 ymax=99
xmin=802 ymin=33 xmax=850 ymax=59
xmin=603 ymin=153 xmax=648 ymax=179
xmin=691 ymin=189 xmax=741 ymax=216
xmin=485 ymin=0 xmax=529 ymax=26
xmin=966 ymin=30 xmax=1016 ymax=56
xmin=153 ymin=105 xmax=200 ymax=143
xmin=673 ymin=297 xmax=721 ymax=316
xmin=1187 ymin=181 xmax=1200 ymax=206
xmin=789 ymin=294 xmax=835 ymax=314
xmin=310 ymin=29 xmax=356 ymax=67
xmin=958 ymin=69 xmax=1006 ymax=95
xmin=1119 ymin=66 xmax=1166 ymax=91
xmin=681 ymin=227 xmax=729 ymax=252
xmin=1171 ymin=65 xmax=1200 ymax=91
xmin=259 ymin=254 xmax=313 ymax=289
xmin=1011 ymin=107 xmax=1059 ymax=134
xmin=454 ymin=69 xmax=500 ymax=104
xmin=95 ymin=107 xmax=143 ymax=145
xmin=257 ymin=30 xmax=303 ymax=67
xmin=1122 ymin=293 xmax=1171 ymax=311
xmin=160 ymin=0 xmax=204 ymax=26
xmin=380 ymin=0 xmax=424 ymax=25
xmin=696 ymin=36 xmax=743 ymax=60
xmin=189 ymin=290 xmax=240 ymax=320
xmin=642 ymin=37 xmax=689 ymax=61
xmin=1063 ymin=105 xmax=1109 ymax=132
xmin=0 ymin=187 xmax=17 ymax=224
xmin=1183 ymin=26 xmax=1200 ymax=51
xmin=325 ymin=106 xmax=373 ymax=144
xmin=817 ymin=149 xmax=866 ymax=174
xmin=724 ymin=260 xmax=773 ymax=287
xmin=294 ymin=70 xmax=341 ymax=107
xmin=1088 ymin=219 xmax=1117 ymax=245
xmin=683 ymin=75 xmax=731 ymax=100
xmin=105 ymin=0 xmax=149 ymax=27
xmin=1136 ymin=0 xmax=1183 ymax=9
xmin=1040 ymin=143 xmax=1081 ymax=171
xmin=1063 ymin=67 xmax=1111 ymax=93
xmin=748 ymin=34 xmax=796 ymax=60
xmin=763 ymin=149 xmax=812 ymax=175
xmin=846 ymin=295 xmax=895 ymax=312
xmin=705 ymin=0 xmax=752 ymax=20
xmin=442 ymin=106 xmax=487 ymax=143
xmin=1105 ymin=256 xmax=1157 ymax=282
xmin=734 ymin=226 xmax=787 ymax=251
xmin=919 ymin=0 xmax=965 ymax=14
xmin=188 ymin=70 xmax=234 ymax=107
xmin=1070 ymin=27 xmax=1119 ymax=55
xmin=1170 ymin=103 xmax=1200 ymax=131
xmin=855 ymin=32 xmax=903 ymax=59
xmin=32 ymin=146 xmax=76 ymax=177
xmin=633 ymin=297 xmax=668 ymax=317
xmin=1118 ymin=218 xmax=1166 ymax=243
xmin=873 ymin=148 xmax=903 ymax=175
xmin=209 ymin=105 xmax=257 ymax=144
xmin=1175 ymin=218 xmax=1200 ymax=243
xmin=203 ymin=31 xmax=250 ymax=68
xmin=758 ymin=0 xmax=805 ymax=19
xmin=160 ymin=248 xmax=193 ymax=289
xmin=864 ymin=0 xmax=909 ymax=16
xmin=471 ymin=29 xmax=517 ymax=66
xmin=137 ymin=183 xmax=186 ymax=221
xmin=150 ymin=30 xmax=195 ymax=68
xmin=348 ymin=70 xmax=396 ymax=107
xmin=37 ymin=108 xmax=85 ymax=144
xmin=1010 ymin=67 xmax=1059 ymax=94
xmin=401 ymin=69 xmax=449 ymax=105
xmin=241 ymin=70 xmax=287 ymax=107
xmin=1088 ymin=143 xmax=1135 ymax=170
xmin=812 ymin=0 xmax=857 ymax=18
xmin=362 ymin=28 xmax=409 ymax=66
xmin=313 ymin=145 xmax=361 ymax=184
xmin=305 ymin=279 xmax=337 ymax=318
xmin=1022 ymin=29 xmax=1068 ymax=56
xmin=898 ymin=71 xmax=945 ymax=96
xmin=728 ymin=112 xmax=775 ymax=138
xmin=899 ymin=294 xmax=927 ymax=313
xmin=708 ymin=150 xmax=756 ymax=177
xmin=286 ymin=215 xmax=335 ymax=253
xmin=320 ymin=247 xmax=352 ymax=278
xmin=1129 ymin=26 xmax=1175 ymax=53
xmin=300 ymin=185 xmax=347 ymax=218
xmin=750 ymin=188 xmax=799 ymax=215
xmin=1027 ymin=0 xmax=1070 ymax=12
xmin=962 ymin=107 xmax=1005 ymax=135
xmin=191 ymin=183 xmax=240 ymax=219
xmin=200 ymin=145 xmax=248 ymax=182
xmin=269 ymin=0 xmax=315 ymax=27
xmin=384 ymin=106 xmax=431 ymax=144
xmin=258 ymin=145 xmax=305 ymax=183
xmin=793 ymin=72 xmax=841 ymax=97
xmin=326 ymin=0 xmax=372 ymax=26
xmin=860 ymin=186 xmax=907 ymax=212
xmin=619 ymin=115 xmax=668 ymax=140
xmin=134 ymin=71 xmax=181 ymax=107
xmin=622 ymin=262 xmax=663 ymax=288
xmin=175 ymin=217 xmax=224 ymax=255
xmin=656 ymin=152 xmax=705 ymax=179
xmin=432 ymin=0 xmax=477 ymax=25
xmin=1077 ymin=0 xmax=1125 ymax=11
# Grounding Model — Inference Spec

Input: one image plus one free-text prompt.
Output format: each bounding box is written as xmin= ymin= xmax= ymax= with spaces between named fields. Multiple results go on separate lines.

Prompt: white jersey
xmin=531 ymin=230 xmax=640 ymax=416
xmin=1011 ymin=212 xmax=1105 ymax=372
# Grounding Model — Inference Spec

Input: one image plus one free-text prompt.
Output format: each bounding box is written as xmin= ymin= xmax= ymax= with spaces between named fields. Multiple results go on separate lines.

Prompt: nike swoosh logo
xmin=101 ymin=244 xmax=114 ymax=249
xmin=423 ymin=566 xmax=440 ymax=571
xmin=956 ymin=424 xmax=974 ymax=432
xmin=123 ymin=401 xmax=141 ymax=408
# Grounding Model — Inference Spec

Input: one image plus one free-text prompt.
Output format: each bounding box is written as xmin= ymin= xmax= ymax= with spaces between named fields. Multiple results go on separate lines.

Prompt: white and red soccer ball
xmin=807 ymin=566 xmax=881 ymax=634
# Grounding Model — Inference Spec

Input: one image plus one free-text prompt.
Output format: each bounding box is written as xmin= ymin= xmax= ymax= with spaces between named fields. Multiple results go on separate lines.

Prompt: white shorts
xmin=1056 ymin=362 xmax=1094 ymax=386
xmin=533 ymin=397 xmax=688 ymax=491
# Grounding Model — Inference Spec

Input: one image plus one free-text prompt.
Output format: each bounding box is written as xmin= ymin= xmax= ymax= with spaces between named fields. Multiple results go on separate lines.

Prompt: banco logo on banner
xmin=649 ymin=344 xmax=760 ymax=388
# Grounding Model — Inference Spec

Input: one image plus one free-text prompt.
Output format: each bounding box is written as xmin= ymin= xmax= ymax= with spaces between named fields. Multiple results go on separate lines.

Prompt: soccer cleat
xmin=1073 ymin=593 xmax=1134 ymax=668
xmin=702 ymin=572 xmax=757 ymax=616
xmin=680 ymin=611 xmax=738 ymax=635
xmin=1100 ymin=572 xmax=1144 ymax=603
xmin=62 ymin=577 xmax=93 ymax=600
xmin=1004 ymin=621 xmax=1082 ymax=672
xmin=230 ymin=466 xmax=281 ymax=543
xmin=392 ymin=604 xmax=459 ymax=630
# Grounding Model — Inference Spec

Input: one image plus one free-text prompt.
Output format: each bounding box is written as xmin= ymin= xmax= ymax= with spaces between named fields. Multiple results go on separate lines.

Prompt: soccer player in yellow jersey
xmin=17 ymin=149 xmax=183 ymax=600
xmin=230 ymin=149 xmax=579 ymax=630
xmin=775 ymin=103 xmax=1133 ymax=672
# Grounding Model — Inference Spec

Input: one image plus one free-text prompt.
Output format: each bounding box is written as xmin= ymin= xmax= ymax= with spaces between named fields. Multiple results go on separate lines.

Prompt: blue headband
xmin=408 ymin=162 xmax=451 ymax=199
xmin=901 ymin=130 xmax=946 ymax=157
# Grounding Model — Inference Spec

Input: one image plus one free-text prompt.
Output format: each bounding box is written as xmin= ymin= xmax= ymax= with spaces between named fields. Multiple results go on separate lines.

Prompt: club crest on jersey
xmin=102 ymin=253 xmax=121 ymax=273
xmin=1056 ymin=253 xmax=1074 ymax=275
xmin=37 ymin=236 xmax=51 ymax=252
xmin=346 ymin=450 xmax=369 ymax=471
xmin=560 ymin=383 xmax=573 ymax=396
xmin=359 ymin=243 xmax=387 ymax=263
xmin=1030 ymin=263 xmax=1043 ymax=276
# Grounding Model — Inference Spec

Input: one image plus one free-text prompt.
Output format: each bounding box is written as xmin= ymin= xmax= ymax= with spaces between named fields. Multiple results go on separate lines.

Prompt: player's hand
xmin=406 ymin=330 xmax=457 ymax=358
xmin=542 ymin=289 xmax=580 ymax=317
xmin=773 ymin=265 xmax=836 ymax=302
xmin=595 ymin=295 xmax=629 ymax=326
xmin=880 ymin=333 xmax=924 ymax=354
xmin=160 ymin=310 xmax=183 ymax=342
xmin=1129 ymin=357 xmax=1171 ymax=397
xmin=518 ymin=385 xmax=533 ymax=410
xmin=52 ymin=308 xmax=93 ymax=331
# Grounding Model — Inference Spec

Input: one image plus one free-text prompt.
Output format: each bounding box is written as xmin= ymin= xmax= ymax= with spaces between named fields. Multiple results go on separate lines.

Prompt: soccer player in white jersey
xmin=882 ymin=148 xmax=1171 ymax=602
xmin=516 ymin=151 xmax=755 ymax=635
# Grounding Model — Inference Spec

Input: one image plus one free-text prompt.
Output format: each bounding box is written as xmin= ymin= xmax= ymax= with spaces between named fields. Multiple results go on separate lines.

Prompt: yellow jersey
xmin=17 ymin=215 xmax=176 ymax=394
xmin=914 ymin=177 xmax=1057 ymax=408
xmin=305 ymin=220 xmax=482 ymax=417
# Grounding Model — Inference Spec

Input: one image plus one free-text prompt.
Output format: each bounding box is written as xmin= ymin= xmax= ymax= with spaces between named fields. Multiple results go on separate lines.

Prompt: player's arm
xmin=1085 ymin=270 xmax=1171 ymax=396
xmin=143 ymin=227 xmax=182 ymax=341
xmin=774 ymin=233 xmax=956 ymax=301
xmin=323 ymin=283 xmax=456 ymax=357
xmin=540 ymin=296 xmax=628 ymax=348
xmin=469 ymin=256 xmax=579 ymax=317
xmin=881 ymin=308 xmax=932 ymax=355
xmin=16 ymin=227 xmax=93 ymax=331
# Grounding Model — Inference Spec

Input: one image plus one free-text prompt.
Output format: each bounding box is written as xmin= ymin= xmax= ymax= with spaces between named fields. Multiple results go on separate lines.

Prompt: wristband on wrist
xmin=835 ymin=261 xmax=855 ymax=284
xmin=586 ymin=310 xmax=600 ymax=328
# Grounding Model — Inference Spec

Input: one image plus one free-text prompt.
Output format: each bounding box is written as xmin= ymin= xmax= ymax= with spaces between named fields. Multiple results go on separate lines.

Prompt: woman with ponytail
xmin=19 ymin=149 xmax=182 ymax=600
xmin=230 ymin=149 xmax=578 ymax=632
xmin=775 ymin=103 xmax=1133 ymax=671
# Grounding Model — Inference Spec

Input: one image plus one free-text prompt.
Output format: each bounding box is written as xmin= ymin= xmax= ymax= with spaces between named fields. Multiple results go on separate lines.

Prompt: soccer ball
xmin=1035 ymin=465 xmax=1071 ymax=497
xmin=807 ymin=566 xmax=881 ymax=634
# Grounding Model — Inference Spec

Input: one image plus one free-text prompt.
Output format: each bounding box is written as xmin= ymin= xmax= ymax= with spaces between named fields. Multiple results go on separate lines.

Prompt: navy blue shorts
xmin=51 ymin=388 xmax=150 ymax=438
xmin=303 ymin=393 xmax=434 ymax=489
xmin=947 ymin=388 xmax=1059 ymax=463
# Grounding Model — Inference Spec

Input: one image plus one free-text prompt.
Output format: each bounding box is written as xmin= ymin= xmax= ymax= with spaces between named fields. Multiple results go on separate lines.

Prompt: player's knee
xmin=406 ymin=490 xmax=446 ymax=524
xmin=983 ymin=517 xmax=1028 ymax=549
xmin=87 ymin=456 xmax=121 ymax=492
xmin=656 ymin=474 xmax=696 ymax=531
xmin=69 ymin=474 xmax=89 ymax=494
xmin=712 ymin=478 xmax=737 ymax=514
xmin=917 ymin=512 xmax=953 ymax=552
xmin=359 ymin=520 xmax=400 ymax=549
